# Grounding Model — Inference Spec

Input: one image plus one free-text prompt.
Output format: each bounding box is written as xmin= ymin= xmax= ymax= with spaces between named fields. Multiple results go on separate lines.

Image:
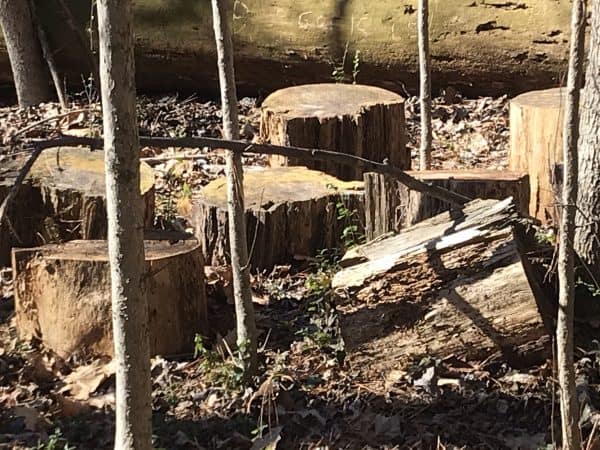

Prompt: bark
xmin=0 ymin=0 xmax=51 ymax=107
xmin=575 ymin=0 xmax=600 ymax=283
xmin=418 ymin=0 xmax=432 ymax=170
xmin=96 ymin=1 xmax=152 ymax=448
xmin=211 ymin=0 xmax=257 ymax=376
xmin=558 ymin=1 xmax=585 ymax=448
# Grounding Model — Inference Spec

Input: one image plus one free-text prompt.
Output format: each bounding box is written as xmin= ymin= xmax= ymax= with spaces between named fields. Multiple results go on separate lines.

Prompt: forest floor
xmin=1 ymin=92 xmax=599 ymax=449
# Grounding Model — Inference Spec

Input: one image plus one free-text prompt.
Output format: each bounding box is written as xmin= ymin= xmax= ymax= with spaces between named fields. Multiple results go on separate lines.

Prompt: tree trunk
xmin=97 ymin=0 xmax=152 ymax=448
xmin=0 ymin=0 xmax=51 ymax=107
xmin=418 ymin=0 xmax=432 ymax=170
xmin=575 ymin=0 xmax=600 ymax=283
xmin=211 ymin=0 xmax=257 ymax=377
xmin=557 ymin=1 xmax=585 ymax=448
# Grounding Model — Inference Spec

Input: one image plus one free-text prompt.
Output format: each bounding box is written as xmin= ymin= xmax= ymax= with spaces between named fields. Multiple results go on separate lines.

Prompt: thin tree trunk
xmin=97 ymin=1 xmax=152 ymax=448
xmin=557 ymin=1 xmax=585 ymax=448
xmin=0 ymin=0 xmax=51 ymax=107
xmin=28 ymin=0 xmax=67 ymax=109
xmin=56 ymin=0 xmax=100 ymax=84
xmin=575 ymin=0 xmax=600 ymax=284
xmin=211 ymin=0 xmax=258 ymax=376
xmin=418 ymin=0 xmax=432 ymax=170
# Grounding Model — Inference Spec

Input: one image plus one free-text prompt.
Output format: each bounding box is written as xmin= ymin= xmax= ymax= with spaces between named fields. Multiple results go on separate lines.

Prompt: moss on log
xmin=0 ymin=0 xmax=573 ymax=97
xmin=0 ymin=147 xmax=155 ymax=266
xmin=191 ymin=166 xmax=364 ymax=270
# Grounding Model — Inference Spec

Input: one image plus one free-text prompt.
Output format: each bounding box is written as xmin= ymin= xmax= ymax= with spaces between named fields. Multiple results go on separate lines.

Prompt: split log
xmin=333 ymin=198 xmax=550 ymax=372
xmin=364 ymin=170 xmax=529 ymax=241
xmin=191 ymin=166 xmax=364 ymax=270
xmin=259 ymin=83 xmax=409 ymax=180
xmin=509 ymin=87 xmax=565 ymax=224
xmin=12 ymin=237 xmax=207 ymax=358
xmin=0 ymin=147 xmax=155 ymax=266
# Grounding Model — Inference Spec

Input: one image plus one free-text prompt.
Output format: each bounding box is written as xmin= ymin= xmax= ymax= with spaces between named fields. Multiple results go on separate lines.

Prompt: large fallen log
xmin=12 ymin=237 xmax=207 ymax=358
xmin=2 ymin=0 xmax=574 ymax=97
xmin=191 ymin=166 xmax=364 ymax=270
xmin=0 ymin=147 xmax=155 ymax=266
xmin=260 ymin=83 xmax=409 ymax=180
xmin=333 ymin=198 xmax=550 ymax=371
xmin=363 ymin=170 xmax=530 ymax=240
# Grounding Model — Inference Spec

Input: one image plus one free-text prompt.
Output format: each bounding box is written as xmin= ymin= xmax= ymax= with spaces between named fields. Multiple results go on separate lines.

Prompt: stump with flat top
xmin=0 ymin=147 xmax=155 ymax=266
xmin=509 ymin=87 xmax=565 ymax=224
xmin=333 ymin=198 xmax=550 ymax=372
xmin=191 ymin=166 xmax=364 ymax=270
xmin=259 ymin=83 xmax=409 ymax=181
xmin=363 ymin=169 xmax=530 ymax=240
xmin=12 ymin=236 xmax=207 ymax=358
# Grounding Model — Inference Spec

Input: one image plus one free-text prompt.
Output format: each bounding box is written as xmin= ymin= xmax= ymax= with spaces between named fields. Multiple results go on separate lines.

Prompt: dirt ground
xmin=1 ymin=91 xmax=599 ymax=450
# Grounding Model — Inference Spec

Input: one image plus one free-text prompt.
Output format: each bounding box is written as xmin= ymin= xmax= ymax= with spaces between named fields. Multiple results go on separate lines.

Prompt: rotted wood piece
xmin=333 ymin=198 xmax=550 ymax=373
xmin=12 ymin=237 xmax=207 ymax=358
xmin=364 ymin=169 xmax=529 ymax=240
xmin=260 ymin=83 xmax=410 ymax=181
xmin=0 ymin=146 xmax=155 ymax=266
xmin=509 ymin=87 xmax=566 ymax=224
xmin=191 ymin=166 xmax=365 ymax=270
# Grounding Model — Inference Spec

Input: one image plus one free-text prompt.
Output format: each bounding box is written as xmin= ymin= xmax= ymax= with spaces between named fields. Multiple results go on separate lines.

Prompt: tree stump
xmin=259 ymin=83 xmax=409 ymax=181
xmin=509 ymin=87 xmax=566 ymax=224
xmin=0 ymin=147 xmax=155 ymax=266
xmin=12 ymin=237 xmax=206 ymax=358
xmin=333 ymin=198 xmax=550 ymax=371
xmin=191 ymin=166 xmax=364 ymax=270
xmin=364 ymin=170 xmax=530 ymax=241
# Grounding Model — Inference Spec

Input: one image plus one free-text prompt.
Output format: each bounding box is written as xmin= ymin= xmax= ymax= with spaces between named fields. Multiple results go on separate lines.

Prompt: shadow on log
xmin=12 ymin=237 xmax=206 ymax=358
xmin=333 ymin=198 xmax=550 ymax=371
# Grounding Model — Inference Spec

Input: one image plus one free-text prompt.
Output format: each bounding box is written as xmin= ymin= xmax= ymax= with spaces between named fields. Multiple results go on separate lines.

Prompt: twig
xmin=8 ymin=108 xmax=97 ymax=140
xmin=140 ymin=153 xmax=210 ymax=164
xmin=29 ymin=134 xmax=472 ymax=207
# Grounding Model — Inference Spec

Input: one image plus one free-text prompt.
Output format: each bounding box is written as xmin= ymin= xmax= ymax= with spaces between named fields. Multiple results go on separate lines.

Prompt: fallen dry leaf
xmin=59 ymin=359 xmax=115 ymax=400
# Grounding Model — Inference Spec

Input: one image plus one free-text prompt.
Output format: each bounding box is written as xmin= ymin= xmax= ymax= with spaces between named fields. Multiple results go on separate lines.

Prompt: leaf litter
xmin=0 ymin=91 xmax=598 ymax=449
